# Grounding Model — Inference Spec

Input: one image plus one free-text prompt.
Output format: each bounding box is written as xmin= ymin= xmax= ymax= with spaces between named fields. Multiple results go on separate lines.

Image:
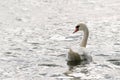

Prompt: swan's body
xmin=67 ymin=23 xmax=91 ymax=63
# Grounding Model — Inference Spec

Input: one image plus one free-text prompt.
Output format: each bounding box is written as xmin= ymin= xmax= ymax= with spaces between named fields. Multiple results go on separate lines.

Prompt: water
xmin=0 ymin=0 xmax=120 ymax=80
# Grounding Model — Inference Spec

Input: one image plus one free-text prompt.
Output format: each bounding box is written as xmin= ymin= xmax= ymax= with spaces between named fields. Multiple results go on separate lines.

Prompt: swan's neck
xmin=80 ymin=26 xmax=89 ymax=47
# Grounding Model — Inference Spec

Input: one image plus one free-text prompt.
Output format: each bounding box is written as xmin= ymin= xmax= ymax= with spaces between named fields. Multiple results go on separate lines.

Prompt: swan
xmin=67 ymin=23 xmax=92 ymax=65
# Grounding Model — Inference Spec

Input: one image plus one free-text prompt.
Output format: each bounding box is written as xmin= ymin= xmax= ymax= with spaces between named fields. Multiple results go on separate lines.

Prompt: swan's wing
xmin=80 ymin=48 xmax=92 ymax=62
xmin=66 ymin=48 xmax=81 ymax=61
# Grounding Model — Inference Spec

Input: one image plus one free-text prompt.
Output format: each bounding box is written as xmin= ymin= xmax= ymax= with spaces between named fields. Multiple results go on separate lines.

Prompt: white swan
xmin=67 ymin=23 xmax=92 ymax=64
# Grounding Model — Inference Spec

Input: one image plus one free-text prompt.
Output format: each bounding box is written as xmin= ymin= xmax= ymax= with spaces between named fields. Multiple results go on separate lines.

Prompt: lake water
xmin=0 ymin=0 xmax=120 ymax=80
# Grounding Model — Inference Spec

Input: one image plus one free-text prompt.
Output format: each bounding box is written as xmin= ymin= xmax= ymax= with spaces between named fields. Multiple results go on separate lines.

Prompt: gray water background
xmin=0 ymin=0 xmax=120 ymax=80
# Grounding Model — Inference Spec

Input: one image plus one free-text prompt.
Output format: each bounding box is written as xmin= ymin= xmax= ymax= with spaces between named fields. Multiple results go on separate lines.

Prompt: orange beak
xmin=73 ymin=28 xmax=79 ymax=33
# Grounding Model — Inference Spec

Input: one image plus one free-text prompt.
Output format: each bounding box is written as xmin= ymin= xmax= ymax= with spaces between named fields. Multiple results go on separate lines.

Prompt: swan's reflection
xmin=64 ymin=54 xmax=92 ymax=79
xmin=67 ymin=60 xmax=89 ymax=71
xmin=67 ymin=60 xmax=82 ymax=70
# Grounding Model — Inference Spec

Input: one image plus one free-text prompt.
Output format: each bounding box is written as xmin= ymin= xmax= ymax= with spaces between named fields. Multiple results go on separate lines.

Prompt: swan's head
xmin=73 ymin=23 xmax=86 ymax=33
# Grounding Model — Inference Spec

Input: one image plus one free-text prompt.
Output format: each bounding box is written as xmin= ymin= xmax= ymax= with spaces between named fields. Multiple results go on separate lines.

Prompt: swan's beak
xmin=73 ymin=28 xmax=79 ymax=33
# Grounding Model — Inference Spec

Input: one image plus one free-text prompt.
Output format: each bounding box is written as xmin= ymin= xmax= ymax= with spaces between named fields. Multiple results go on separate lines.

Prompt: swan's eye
xmin=76 ymin=25 xmax=79 ymax=28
